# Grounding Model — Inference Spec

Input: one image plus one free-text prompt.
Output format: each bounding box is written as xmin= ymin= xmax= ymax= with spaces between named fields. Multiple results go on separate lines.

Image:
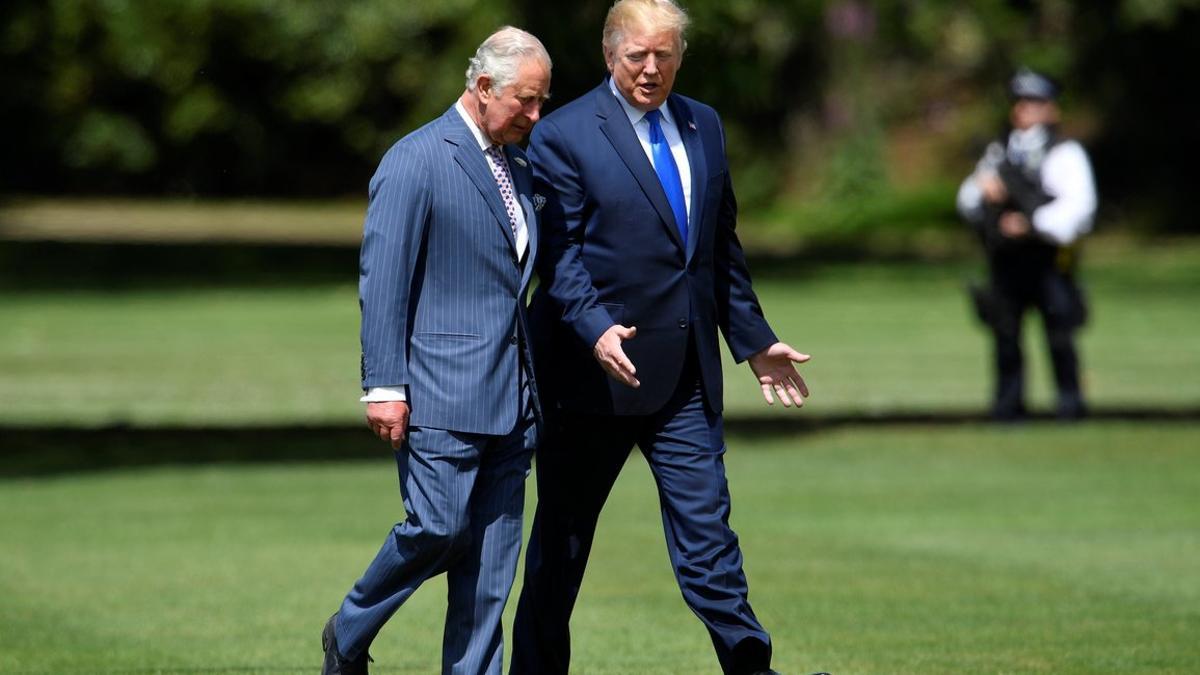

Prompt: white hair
xmin=465 ymin=26 xmax=552 ymax=92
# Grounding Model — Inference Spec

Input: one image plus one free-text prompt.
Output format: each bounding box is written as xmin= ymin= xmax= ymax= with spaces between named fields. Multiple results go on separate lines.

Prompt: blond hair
xmin=602 ymin=0 xmax=690 ymax=54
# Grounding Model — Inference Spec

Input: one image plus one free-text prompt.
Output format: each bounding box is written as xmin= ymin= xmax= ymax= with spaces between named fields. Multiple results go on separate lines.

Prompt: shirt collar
xmin=454 ymin=100 xmax=496 ymax=153
xmin=1009 ymin=124 xmax=1049 ymax=152
xmin=607 ymin=77 xmax=676 ymax=130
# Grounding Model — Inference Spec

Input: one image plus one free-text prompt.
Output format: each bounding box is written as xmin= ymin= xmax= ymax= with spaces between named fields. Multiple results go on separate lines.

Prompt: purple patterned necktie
xmin=484 ymin=145 xmax=519 ymax=238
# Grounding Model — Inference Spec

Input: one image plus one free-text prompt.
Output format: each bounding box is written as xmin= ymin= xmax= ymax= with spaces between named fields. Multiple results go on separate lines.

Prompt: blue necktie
xmin=645 ymin=109 xmax=688 ymax=245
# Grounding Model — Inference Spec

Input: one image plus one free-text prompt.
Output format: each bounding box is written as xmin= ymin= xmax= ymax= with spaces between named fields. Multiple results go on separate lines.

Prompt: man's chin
xmin=635 ymin=91 xmax=667 ymax=109
xmin=504 ymin=128 xmax=532 ymax=143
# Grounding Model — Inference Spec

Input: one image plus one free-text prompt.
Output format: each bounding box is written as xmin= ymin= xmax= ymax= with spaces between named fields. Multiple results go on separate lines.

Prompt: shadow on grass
xmin=3 ymin=407 xmax=1198 ymax=478
xmin=0 ymin=239 xmax=973 ymax=292
xmin=0 ymin=240 xmax=359 ymax=290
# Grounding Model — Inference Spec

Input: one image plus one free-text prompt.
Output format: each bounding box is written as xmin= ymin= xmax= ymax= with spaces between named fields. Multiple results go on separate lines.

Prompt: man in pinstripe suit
xmin=320 ymin=27 xmax=551 ymax=675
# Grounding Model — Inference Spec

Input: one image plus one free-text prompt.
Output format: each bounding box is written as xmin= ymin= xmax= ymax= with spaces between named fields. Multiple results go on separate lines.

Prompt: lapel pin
xmin=533 ymin=194 xmax=547 ymax=211
xmin=513 ymin=156 xmax=528 ymax=167
xmin=688 ymin=121 xmax=697 ymax=131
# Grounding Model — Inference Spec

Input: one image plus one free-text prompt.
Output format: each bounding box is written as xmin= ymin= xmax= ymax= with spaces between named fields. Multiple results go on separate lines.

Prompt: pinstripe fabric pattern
xmin=336 ymin=104 xmax=542 ymax=673
xmin=359 ymin=106 xmax=539 ymax=435
xmin=338 ymin=405 xmax=537 ymax=674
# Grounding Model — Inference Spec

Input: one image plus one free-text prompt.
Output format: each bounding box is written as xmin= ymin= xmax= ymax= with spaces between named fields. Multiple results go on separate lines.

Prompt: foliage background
xmin=3 ymin=5 xmax=1199 ymax=672
xmin=3 ymin=0 xmax=1198 ymax=234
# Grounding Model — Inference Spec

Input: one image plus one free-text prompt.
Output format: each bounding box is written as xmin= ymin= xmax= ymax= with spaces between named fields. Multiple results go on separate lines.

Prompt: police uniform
xmin=957 ymin=69 xmax=1098 ymax=420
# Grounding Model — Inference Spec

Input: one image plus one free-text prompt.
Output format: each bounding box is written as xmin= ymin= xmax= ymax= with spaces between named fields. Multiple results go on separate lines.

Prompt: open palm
xmin=747 ymin=341 xmax=811 ymax=407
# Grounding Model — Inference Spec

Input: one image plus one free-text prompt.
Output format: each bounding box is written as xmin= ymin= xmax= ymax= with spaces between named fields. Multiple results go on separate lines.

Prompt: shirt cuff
xmin=360 ymin=386 xmax=407 ymax=403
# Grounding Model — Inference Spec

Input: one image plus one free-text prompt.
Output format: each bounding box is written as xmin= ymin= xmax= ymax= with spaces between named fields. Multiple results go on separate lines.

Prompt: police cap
xmin=1009 ymin=68 xmax=1060 ymax=101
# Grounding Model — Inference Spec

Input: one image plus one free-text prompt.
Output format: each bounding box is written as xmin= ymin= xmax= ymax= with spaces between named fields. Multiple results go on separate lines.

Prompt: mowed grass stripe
xmin=3 ymin=246 xmax=1200 ymax=427
xmin=2 ymin=423 xmax=1197 ymax=673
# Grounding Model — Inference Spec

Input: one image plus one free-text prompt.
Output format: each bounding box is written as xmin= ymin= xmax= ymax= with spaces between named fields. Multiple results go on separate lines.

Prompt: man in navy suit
xmin=320 ymin=27 xmax=551 ymax=675
xmin=511 ymin=2 xmax=814 ymax=674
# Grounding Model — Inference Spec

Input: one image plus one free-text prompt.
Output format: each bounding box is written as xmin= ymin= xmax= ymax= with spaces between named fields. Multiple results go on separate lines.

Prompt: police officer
xmin=958 ymin=68 xmax=1097 ymax=421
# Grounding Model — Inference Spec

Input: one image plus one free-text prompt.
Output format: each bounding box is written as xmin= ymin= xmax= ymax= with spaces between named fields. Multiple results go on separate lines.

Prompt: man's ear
xmin=477 ymin=75 xmax=494 ymax=104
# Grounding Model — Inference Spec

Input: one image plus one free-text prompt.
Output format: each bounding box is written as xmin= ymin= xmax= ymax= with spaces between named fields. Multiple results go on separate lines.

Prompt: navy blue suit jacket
xmin=359 ymin=105 xmax=539 ymax=435
xmin=528 ymin=82 xmax=776 ymax=415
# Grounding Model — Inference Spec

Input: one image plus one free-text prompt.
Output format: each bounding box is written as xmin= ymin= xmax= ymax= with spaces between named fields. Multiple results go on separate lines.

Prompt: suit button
xmin=678 ymin=318 xmax=688 ymax=329
xmin=510 ymin=335 xmax=519 ymax=345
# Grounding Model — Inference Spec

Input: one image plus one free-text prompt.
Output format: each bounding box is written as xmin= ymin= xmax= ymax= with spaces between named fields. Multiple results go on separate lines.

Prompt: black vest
xmin=979 ymin=127 xmax=1074 ymax=272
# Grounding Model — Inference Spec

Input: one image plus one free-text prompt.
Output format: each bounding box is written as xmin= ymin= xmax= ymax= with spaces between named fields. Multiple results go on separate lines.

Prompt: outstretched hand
xmin=593 ymin=324 xmax=640 ymax=388
xmin=747 ymin=342 xmax=811 ymax=407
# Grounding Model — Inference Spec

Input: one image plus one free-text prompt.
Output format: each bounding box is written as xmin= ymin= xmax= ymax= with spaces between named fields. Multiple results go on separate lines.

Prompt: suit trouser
xmin=990 ymin=268 xmax=1085 ymax=418
xmin=336 ymin=387 xmax=537 ymax=675
xmin=512 ymin=360 xmax=771 ymax=675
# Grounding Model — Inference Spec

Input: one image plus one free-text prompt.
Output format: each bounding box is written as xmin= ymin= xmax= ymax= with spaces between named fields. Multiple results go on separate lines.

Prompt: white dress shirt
xmin=361 ymin=102 xmax=532 ymax=404
xmin=607 ymin=77 xmax=693 ymax=220
xmin=454 ymin=101 xmax=530 ymax=257
xmin=957 ymin=125 xmax=1097 ymax=246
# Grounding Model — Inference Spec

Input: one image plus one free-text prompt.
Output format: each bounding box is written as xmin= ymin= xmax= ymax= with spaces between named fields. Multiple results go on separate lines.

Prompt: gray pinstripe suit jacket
xmin=359 ymin=105 xmax=539 ymax=436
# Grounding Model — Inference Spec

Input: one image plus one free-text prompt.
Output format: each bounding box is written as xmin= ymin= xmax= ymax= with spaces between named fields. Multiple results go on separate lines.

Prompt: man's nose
xmin=643 ymin=55 xmax=659 ymax=75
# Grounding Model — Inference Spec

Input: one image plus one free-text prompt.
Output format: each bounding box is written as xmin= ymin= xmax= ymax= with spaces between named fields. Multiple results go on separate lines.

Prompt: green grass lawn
xmin=2 ymin=423 xmax=1197 ymax=673
xmin=2 ymin=239 xmax=1198 ymax=426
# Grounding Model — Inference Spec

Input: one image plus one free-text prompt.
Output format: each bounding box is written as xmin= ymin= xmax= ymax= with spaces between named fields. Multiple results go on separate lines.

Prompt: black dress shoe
xmin=321 ymin=613 xmax=372 ymax=675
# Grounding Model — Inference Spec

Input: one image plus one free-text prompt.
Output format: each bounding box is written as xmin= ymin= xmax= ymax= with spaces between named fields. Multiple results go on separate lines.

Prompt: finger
xmin=613 ymin=346 xmax=637 ymax=376
xmin=774 ymin=382 xmax=792 ymax=407
xmin=389 ymin=424 xmax=405 ymax=450
xmin=789 ymin=351 xmax=811 ymax=363
xmin=612 ymin=361 xmax=640 ymax=388
xmin=616 ymin=325 xmax=638 ymax=340
xmin=794 ymin=374 xmax=810 ymax=398
xmin=760 ymin=383 xmax=775 ymax=405
xmin=784 ymin=379 xmax=805 ymax=407
xmin=376 ymin=424 xmax=392 ymax=444
xmin=601 ymin=358 xmax=640 ymax=389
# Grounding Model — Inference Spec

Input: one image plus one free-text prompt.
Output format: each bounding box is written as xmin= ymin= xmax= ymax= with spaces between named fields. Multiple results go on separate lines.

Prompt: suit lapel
xmin=667 ymin=94 xmax=706 ymax=263
xmin=507 ymin=147 xmax=539 ymax=289
xmin=594 ymin=85 xmax=686 ymax=255
xmin=443 ymin=108 xmax=519 ymax=252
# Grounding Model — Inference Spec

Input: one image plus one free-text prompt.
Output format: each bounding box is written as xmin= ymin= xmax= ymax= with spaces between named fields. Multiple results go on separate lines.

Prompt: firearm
xmin=974 ymin=160 xmax=1054 ymax=254
xmin=996 ymin=160 xmax=1053 ymax=218
xmin=968 ymin=159 xmax=1057 ymax=328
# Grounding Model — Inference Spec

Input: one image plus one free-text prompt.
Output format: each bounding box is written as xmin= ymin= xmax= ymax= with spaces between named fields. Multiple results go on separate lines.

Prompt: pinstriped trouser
xmin=335 ymin=387 xmax=537 ymax=674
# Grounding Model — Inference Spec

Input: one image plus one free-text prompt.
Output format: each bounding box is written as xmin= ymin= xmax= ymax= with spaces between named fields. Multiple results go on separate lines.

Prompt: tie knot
xmin=644 ymin=109 xmax=662 ymax=127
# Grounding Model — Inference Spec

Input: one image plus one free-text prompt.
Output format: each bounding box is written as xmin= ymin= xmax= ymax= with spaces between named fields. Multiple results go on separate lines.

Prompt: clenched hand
xmin=366 ymin=401 xmax=410 ymax=449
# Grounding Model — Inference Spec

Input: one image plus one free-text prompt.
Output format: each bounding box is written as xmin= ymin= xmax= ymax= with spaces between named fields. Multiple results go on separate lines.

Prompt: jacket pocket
xmin=413 ymin=332 xmax=481 ymax=341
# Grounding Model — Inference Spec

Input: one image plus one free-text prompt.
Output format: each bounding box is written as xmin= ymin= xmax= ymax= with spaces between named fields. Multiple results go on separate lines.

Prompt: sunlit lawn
xmin=2 ymin=240 xmax=1198 ymax=426
xmin=2 ymin=423 xmax=1197 ymax=673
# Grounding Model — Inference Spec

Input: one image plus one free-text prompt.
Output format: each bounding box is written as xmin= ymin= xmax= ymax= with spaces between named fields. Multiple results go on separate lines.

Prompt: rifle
xmin=973 ymin=160 xmax=1054 ymax=254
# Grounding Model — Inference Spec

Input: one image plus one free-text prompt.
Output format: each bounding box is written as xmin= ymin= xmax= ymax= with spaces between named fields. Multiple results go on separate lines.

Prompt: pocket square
xmin=533 ymin=193 xmax=547 ymax=211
